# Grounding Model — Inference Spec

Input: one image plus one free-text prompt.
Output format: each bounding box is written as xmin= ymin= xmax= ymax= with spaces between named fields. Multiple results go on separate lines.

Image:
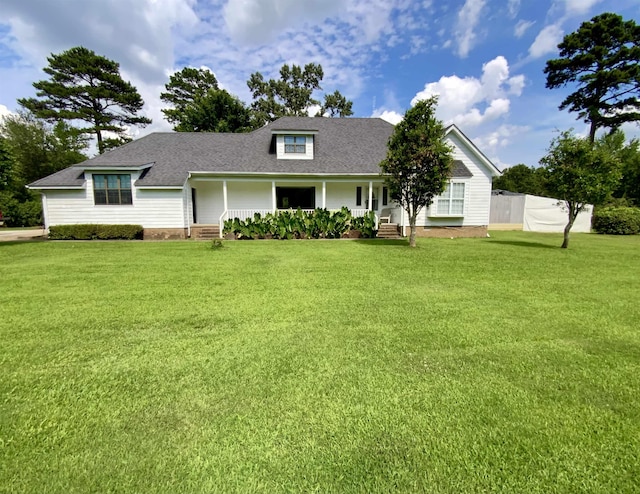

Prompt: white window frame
xmin=430 ymin=180 xmax=467 ymax=217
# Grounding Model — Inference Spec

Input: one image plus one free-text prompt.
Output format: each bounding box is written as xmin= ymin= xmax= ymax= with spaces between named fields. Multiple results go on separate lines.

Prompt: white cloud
xmin=0 ymin=104 xmax=13 ymax=120
xmin=372 ymin=108 xmax=403 ymax=125
xmin=507 ymin=0 xmax=520 ymax=19
xmin=223 ymin=0 xmax=343 ymax=44
xmin=410 ymin=56 xmax=524 ymax=129
xmin=507 ymin=75 xmax=525 ymax=95
xmin=473 ymin=124 xmax=531 ymax=163
xmin=563 ymin=0 xmax=602 ymax=16
xmin=454 ymin=0 xmax=486 ymax=58
xmin=528 ymin=24 xmax=563 ymax=59
xmin=514 ymin=19 xmax=535 ymax=38
xmin=222 ymin=0 xmax=406 ymax=46
xmin=0 ymin=0 xmax=198 ymax=82
xmin=307 ymin=104 xmax=322 ymax=117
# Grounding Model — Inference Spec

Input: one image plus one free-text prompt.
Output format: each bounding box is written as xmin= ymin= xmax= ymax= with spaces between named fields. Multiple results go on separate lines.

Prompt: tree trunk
xmin=588 ymin=121 xmax=597 ymax=143
xmin=409 ymin=214 xmax=417 ymax=247
xmin=96 ymin=129 xmax=104 ymax=154
xmin=561 ymin=206 xmax=576 ymax=249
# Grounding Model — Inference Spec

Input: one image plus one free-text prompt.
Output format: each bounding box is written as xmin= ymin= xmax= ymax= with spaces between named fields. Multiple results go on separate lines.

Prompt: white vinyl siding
xmin=43 ymin=171 xmax=186 ymax=228
xmin=409 ymin=132 xmax=493 ymax=227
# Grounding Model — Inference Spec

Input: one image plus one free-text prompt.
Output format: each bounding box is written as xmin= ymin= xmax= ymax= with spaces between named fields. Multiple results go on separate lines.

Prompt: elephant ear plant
xmin=222 ymin=208 xmax=378 ymax=240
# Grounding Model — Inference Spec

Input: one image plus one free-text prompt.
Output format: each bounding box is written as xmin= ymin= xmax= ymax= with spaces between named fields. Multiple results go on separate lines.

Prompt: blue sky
xmin=0 ymin=0 xmax=638 ymax=169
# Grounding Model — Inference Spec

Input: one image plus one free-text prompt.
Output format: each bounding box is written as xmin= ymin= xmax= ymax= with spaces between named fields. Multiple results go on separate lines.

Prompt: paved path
xmin=0 ymin=228 xmax=47 ymax=242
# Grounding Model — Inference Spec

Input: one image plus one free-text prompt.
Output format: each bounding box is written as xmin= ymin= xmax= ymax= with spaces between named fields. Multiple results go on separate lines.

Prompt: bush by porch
xmin=223 ymin=207 xmax=378 ymax=239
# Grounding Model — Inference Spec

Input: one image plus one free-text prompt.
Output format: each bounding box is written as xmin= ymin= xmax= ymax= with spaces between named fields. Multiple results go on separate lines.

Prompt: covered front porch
xmin=186 ymin=175 xmax=404 ymax=238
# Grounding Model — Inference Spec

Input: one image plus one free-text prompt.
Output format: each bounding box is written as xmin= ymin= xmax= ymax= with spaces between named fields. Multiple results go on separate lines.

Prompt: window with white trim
xmin=284 ymin=135 xmax=306 ymax=153
xmin=435 ymin=182 xmax=465 ymax=215
xmin=93 ymin=174 xmax=132 ymax=205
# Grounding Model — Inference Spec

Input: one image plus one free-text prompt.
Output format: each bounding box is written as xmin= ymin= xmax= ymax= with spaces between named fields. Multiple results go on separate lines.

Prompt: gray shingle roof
xmin=29 ymin=166 xmax=86 ymax=188
xmin=29 ymin=117 xmax=474 ymax=188
xmin=452 ymin=160 xmax=473 ymax=178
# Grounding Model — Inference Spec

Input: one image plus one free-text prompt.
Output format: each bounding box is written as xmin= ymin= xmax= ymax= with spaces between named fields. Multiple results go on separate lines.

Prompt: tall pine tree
xmin=19 ymin=46 xmax=151 ymax=154
xmin=544 ymin=13 xmax=640 ymax=141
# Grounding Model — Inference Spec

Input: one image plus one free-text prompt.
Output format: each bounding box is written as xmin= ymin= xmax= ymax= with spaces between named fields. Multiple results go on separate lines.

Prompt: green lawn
xmin=1 ymin=232 xmax=639 ymax=493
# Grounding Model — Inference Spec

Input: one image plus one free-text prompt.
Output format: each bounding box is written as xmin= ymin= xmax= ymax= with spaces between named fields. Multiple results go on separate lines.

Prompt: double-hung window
xmin=436 ymin=182 xmax=465 ymax=215
xmin=93 ymin=174 xmax=132 ymax=205
xmin=284 ymin=135 xmax=306 ymax=153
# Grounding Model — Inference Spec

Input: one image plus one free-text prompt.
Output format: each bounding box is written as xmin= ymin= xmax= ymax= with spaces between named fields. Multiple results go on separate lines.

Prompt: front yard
xmin=1 ymin=232 xmax=639 ymax=493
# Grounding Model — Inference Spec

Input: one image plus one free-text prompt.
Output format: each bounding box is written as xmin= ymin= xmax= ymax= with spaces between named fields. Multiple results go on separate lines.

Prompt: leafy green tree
xmin=247 ymin=63 xmax=353 ymax=125
xmin=380 ymin=97 xmax=453 ymax=247
xmin=183 ymin=90 xmax=252 ymax=133
xmin=160 ymin=67 xmax=220 ymax=128
xmin=540 ymin=130 xmax=621 ymax=248
xmin=165 ymin=88 xmax=252 ymax=133
xmin=544 ymin=13 xmax=640 ymax=142
xmin=19 ymin=46 xmax=151 ymax=154
xmin=616 ymin=139 xmax=640 ymax=206
xmin=493 ymin=164 xmax=550 ymax=196
xmin=0 ymin=112 xmax=87 ymax=226
xmin=0 ymin=138 xmax=13 ymax=191
xmin=598 ymin=129 xmax=640 ymax=206
xmin=317 ymin=90 xmax=354 ymax=117
xmin=1 ymin=113 xmax=87 ymax=185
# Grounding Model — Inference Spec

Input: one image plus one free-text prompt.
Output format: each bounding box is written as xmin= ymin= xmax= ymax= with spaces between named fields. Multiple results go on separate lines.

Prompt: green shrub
xmin=95 ymin=224 xmax=144 ymax=240
xmin=49 ymin=224 xmax=143 ymax=240
xmin=350 ymin=210 xmax=378 ymax=238
xmin=592 ymin=207 xmax=640 ymax=235
xmin=221 ymin=208 xmax=379 ymax=240
xmin=0 ymin=193 xmax=42 ymax=227
xmin=49 ymin=224 xmax=97 ymax=240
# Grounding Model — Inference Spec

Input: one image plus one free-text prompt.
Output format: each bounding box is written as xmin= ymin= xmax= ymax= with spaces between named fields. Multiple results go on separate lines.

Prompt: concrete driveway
xmin=0 ymin=228 xmax=47 ymax=242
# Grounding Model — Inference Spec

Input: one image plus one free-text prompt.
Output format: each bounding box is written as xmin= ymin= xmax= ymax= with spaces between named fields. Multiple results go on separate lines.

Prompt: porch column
xmin=272 ymin=181 xmax=276 ymax=212
xmin=368 ymin=181 xmax=373 ymax=211
xmin=322 ymin=181 xmax=326 ymax=209
xmin=222 ymin=180 xmax=228 ymax=213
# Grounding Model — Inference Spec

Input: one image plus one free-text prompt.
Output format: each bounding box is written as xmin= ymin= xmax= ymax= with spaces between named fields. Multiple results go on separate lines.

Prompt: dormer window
xmin=284 ymin=135 xmax=306 ymax=153
xmin=273 ymin=131 xmax=315 ymax=159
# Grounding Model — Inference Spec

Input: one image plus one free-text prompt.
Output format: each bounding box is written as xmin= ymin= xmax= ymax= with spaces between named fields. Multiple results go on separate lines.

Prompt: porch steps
xmin=195 ymin=226 xmax=220 ymax=240
xmin=377 ymin=223 xmax=401 ymax=239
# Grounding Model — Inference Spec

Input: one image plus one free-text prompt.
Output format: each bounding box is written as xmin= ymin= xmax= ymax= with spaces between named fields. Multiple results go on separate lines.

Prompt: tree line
xmin=0 ymin=49 xmax=352 ymax=225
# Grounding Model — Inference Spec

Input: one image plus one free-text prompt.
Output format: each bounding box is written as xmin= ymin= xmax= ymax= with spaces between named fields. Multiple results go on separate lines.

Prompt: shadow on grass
xmin=0 ymin=238 xmax=48 ymax=247
xmin=488 ymin=239 xmax=559 ymax=249
xmin=354 ymin=239 xmax=409 ymax=246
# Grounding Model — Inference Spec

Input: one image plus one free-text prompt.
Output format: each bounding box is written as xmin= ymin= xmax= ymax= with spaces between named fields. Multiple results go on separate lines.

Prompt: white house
xmin=28 ymin=117 xmax=501 ymax=239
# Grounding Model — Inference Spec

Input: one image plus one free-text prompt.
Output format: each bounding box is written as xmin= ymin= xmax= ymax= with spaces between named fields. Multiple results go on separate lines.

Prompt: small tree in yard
xmin=540 ymin=131 xmax=621 ymax=248
xmin=380 ymin=97 xmax=453 ymax=247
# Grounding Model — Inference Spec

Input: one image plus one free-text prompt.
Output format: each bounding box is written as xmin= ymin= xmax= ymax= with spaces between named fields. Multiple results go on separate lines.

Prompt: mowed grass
xmin=1 ymin=232 xmax=639 ymax=493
